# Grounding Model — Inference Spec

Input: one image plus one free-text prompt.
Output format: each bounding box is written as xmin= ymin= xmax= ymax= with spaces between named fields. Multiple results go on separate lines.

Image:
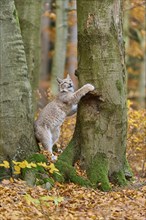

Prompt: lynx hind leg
xmin=43 ymin=128 xmax=54 ymax=154
xmin=52 ymin=127 xmax=60 ymax=146
xmin=35 ymin=125 xmax=53 ymax=154
xmin=40 ymin=127 xmax=58 ymax=161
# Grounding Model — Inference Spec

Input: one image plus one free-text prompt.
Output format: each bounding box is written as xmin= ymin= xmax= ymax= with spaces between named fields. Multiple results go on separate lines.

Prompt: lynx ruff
xmin=34 ymin=75 xmax=94 ymax=160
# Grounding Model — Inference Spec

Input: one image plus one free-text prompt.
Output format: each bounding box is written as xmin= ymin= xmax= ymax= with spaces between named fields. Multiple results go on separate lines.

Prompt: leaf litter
xmin=0 ymin=106 xmax=146 ymax=220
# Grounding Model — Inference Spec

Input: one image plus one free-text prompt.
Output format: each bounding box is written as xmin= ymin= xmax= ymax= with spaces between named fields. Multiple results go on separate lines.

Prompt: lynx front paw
xmin=86 ymin=84 xmax=95 ymax=91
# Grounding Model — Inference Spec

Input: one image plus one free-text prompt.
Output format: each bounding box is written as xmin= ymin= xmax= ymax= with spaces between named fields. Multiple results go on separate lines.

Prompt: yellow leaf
xmin=127 ymin=100 xmax=132 ymax=108
xmin=14 ymin=165 xmax=21 ymax=174
xmin=3 ymin=160 xmax=10 ymax=168
xmin=40 ymin=195 xmax=64 ymax=205
xmin=10 ymin=177 xmax=14 ymax=183
xmin=37 ymin=162 xmax=48 ymax=168
xmin=0 ymin=160 xmax=10 ymax=168
xmin=12 ymin=160 xmax=20 ymax=165
xmin=19 ymin=160 xmax=29 ymax=168
xmin=40 ymin=196 xmax=54 ymax=201
xmin=24 ymin=194 xmax=40 ymax=206
xmin=48 ymin=163 xmax=59 ymax=174
xmin=29 ymin=162 xmax=37 ymax=168
xmin=52 ymin=196 xmax=64 ymax=205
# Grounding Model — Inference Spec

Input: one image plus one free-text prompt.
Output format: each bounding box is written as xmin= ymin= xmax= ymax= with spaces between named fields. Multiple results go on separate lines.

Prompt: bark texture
xmin=56 ymin=0 xmax=132 ymax=191
xmin=51 ymin=0 xmax=68 ymax=94
xmin=14 ymin=0 xmax=42 ymax=95
xmin=0 ymin=0 xmax=38 ymax=175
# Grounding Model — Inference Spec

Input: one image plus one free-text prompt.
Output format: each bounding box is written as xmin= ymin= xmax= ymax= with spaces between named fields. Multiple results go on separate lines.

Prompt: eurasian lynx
xmin=34 ymin=75 xmax=94 ymax=160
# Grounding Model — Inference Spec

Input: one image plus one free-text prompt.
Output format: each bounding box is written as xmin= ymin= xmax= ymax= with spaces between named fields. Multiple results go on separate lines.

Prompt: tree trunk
xmin=0 ymin=0 xmax=39 ymax=178
xmin=51 ymin=0 xmax=68 ymax=95
xmin=41 ymin=1 xmax=51 ymax=81
xmin=67 ymin=0 xmax=78 ymax=90
xmin=138 ymin=36 xmax=146 ymax=108
xmin=56 ymin=0 xmax=132 ymax=191
xmin=14 ymin=0 xmax=42 ymax=102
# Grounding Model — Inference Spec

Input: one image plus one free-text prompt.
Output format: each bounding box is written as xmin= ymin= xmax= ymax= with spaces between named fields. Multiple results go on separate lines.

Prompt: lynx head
xmin=57 ymin=75 xmax=74 ymax=93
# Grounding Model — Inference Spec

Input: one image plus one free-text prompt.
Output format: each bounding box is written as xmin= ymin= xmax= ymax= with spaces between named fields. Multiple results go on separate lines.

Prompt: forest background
xmin=39 ymin=0 xmax=145 ymax=180
xmin=0 ymin=0 xmax=145 ymax=219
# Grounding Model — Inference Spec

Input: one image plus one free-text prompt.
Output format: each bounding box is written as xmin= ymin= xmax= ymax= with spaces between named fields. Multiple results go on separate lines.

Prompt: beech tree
xmin=0 ymin=0 xmax=132 ymax=191
xmin=0 ymin=0 xmax=42 ymax=178
xmin=51 ymin=0 xmax=69 ymax=95
xmin=15 ymin=0 xmax=43 ymax=103
xmin=56 ymin=0 xmax=132 ymax=191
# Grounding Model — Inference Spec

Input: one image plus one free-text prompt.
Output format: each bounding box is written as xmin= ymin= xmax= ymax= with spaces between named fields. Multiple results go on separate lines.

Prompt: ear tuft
xmin=57 ymin=77 xmax=63 ymax=84
xmin=67 ymin=74 xmax=70 ymax=79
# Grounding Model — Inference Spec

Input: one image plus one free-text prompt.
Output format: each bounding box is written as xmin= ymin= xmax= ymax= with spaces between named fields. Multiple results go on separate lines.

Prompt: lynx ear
xmin=67 ymin=74 xmax=70 ymax=79
xmin=57 ymin=77 xmax=63 ymax=84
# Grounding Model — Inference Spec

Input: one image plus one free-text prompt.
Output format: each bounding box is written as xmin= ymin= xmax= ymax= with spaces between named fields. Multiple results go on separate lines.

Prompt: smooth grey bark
xmin=0 ymin=0 xmax=39 ymax=173
xmin=123 ymin=0 xmax=130 ymax=64
xmin=51 ymin=0 xmax=68 ymax=95
xmin=77 ymin=0 xmax=132 ymax=187
xmin=56 ymin=0 xmax=132 ymax=191
xmin=41 ymin=1 xmax=51 ymax=80
xmin=139 ymin=36 xmax=146 ymax=108
xmin=67 ymin=1 xmax=77 ymax=74
xmin=14 ymin=0 xmax=43 ymax=100
xmin=67 ymin=1 xmax=78 ymax=90
xmin=77 ymin=0 xmax=130 ymax=187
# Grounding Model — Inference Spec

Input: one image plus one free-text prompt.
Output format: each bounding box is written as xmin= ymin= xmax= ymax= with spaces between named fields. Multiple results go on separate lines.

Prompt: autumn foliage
xmin=125 ymin=0 xmax=145 ymax=103
xmin=127 ymin=101 xmax=146 ymax=177
xmin=0 ymin=102 xmax=146 ymax=219
xmin=0 ymin=0 xmax=145 ymax=219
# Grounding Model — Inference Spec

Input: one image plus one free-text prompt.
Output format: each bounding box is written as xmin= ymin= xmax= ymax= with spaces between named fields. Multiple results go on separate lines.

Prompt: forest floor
xmin=0 ymin=104 xmax=146 ymax=220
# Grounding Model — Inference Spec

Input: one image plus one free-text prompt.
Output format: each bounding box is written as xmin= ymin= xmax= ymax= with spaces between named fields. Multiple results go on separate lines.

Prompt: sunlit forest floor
xmin=0 ymin=101 xmax=145 ymax=220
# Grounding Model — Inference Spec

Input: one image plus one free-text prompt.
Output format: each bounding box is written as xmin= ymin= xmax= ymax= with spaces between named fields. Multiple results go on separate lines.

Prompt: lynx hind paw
xmin=86 ymin=84 xmax=95 ymax=91
xmin=51 ymin=154 xmax=58 ymax=161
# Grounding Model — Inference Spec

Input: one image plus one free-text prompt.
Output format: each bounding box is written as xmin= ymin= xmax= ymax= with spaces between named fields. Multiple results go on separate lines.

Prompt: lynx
xmin=34 ymin=75 xmax=94 ymax=160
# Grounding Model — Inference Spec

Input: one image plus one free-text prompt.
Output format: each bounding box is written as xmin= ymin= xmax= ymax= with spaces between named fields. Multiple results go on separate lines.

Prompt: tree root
xmin=111 ymin=170 xmax=128 ymax=186
xmin=54 ymin=138 xmax=93 ymax=187
xmin=55 ymin=142 xmax=133 ymax=191
xmin=124 ymin=157 xmax=133 ymax=180
xmin=55 ymin=159 xmax=92 ymax=187
xmin=86 ymin=153 xmax=111 ymax=191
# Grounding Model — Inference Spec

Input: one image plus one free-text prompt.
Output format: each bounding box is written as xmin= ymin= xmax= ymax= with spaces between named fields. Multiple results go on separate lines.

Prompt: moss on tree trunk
xmin=56 ymin=0 xmax=132 ymax=191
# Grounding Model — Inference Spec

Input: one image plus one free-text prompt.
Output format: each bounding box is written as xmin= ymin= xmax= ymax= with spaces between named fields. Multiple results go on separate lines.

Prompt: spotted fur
xmin=34 ymin=75 xmax=94 ymax=160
